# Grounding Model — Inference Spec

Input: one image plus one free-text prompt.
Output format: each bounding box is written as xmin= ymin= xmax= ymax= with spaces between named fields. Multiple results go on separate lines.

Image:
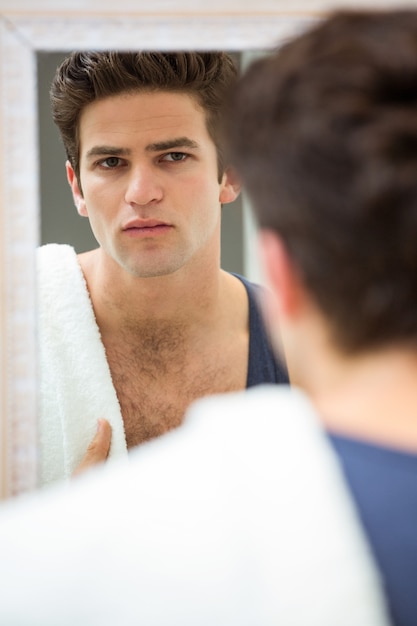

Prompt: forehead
xmin=78 ymin=90 xmax=210 ymax=150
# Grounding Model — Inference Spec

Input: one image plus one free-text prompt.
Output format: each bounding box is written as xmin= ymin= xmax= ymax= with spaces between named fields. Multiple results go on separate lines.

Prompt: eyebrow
xmin=145 ymin=137 xmax=199 ymax=152
xmin=85 ymin=137 xmax=199 ymax=160
xmin=85 ymin=146 xmax=131 ymax=160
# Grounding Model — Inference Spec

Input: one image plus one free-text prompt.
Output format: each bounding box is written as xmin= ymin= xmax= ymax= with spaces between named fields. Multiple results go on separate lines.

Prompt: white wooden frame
xmin=0 ymin=4 xmax=319 ymax=499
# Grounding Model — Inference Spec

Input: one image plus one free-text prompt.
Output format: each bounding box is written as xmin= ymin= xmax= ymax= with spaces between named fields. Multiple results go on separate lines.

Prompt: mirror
xmin=0 ymin=5 xmax=315 ymax=498
xmin=37 ymin=51 xmax=246 ymax=274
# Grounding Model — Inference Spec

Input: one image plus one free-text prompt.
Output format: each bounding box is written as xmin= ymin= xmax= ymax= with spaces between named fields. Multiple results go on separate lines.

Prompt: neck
xmin=78 ymin=246 xmax=230 ymax=336
xmin=297 ymin=337 xmax=417 ymax=453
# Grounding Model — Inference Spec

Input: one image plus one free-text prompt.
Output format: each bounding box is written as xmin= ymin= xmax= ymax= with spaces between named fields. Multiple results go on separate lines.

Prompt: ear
xmin=66 ymin=161 xmax=88 ymax=217
xmin=258 ymin=229 xmax=304 ymax=320
xmin=219 ymin=166 xmax=241 ymax=205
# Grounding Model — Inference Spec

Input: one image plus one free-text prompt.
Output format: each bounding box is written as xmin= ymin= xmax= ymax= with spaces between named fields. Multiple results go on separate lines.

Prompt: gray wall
xmin=37 ymin=52 xmax=244 ymax=275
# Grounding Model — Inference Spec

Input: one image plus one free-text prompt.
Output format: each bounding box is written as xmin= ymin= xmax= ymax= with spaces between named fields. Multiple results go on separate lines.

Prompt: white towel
xmin=0 ymin=386 xmax=391 ymax=625
xmin=37 ymin=244 xmax=128 ymax=486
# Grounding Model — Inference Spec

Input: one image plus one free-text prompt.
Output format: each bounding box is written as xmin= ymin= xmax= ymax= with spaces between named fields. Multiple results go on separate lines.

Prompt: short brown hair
xmin=226 ymin=9 xmax=417 ymax=354
xmin=50 ymin=51 xmax=237 ymax=184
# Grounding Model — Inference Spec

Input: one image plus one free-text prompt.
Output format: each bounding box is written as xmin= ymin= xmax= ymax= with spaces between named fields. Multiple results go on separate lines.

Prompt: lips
xmin=121 ymin=219 xmax=173 ymax=238
xmin=122 ymin=219 xmax=171 ymax=230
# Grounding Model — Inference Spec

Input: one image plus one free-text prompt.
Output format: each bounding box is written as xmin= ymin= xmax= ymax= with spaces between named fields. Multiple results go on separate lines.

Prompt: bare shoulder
xmin=220 ymin=270 xmax=249 ymax=330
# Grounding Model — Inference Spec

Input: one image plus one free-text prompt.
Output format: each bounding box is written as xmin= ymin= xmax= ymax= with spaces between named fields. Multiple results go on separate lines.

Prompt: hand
xmin=73 ymin=418 xmax=112 ymax=477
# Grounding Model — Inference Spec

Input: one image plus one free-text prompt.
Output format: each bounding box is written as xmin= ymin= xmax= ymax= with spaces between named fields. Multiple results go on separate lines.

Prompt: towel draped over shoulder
xmin=37 ymin=243 xmax=128 ymax=486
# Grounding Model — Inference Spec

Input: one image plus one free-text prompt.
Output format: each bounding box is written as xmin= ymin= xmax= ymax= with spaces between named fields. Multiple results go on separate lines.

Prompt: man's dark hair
xmin=226 ymin=9 xmax=417 ymax=353
xmin=50 ymin=51 xmax=237 ymax=185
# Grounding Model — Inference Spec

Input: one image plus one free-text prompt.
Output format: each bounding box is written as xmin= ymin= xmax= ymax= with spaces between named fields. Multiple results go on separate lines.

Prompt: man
xmin=38 ymin=51 xmax=288 ymax=485
xmin=0 ymin=8 xmax=414 ymax=625
xmin=225 ymin=10 xmax=417 ymax=624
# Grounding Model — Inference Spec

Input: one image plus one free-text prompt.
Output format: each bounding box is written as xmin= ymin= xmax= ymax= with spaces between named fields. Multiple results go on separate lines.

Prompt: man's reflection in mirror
xmin=38 ymin=51 xmax=289 ymax=485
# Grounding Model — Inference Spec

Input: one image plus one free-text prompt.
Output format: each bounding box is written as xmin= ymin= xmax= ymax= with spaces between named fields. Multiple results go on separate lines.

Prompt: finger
xmin=72 ymin=419 xmax=112 ymax=477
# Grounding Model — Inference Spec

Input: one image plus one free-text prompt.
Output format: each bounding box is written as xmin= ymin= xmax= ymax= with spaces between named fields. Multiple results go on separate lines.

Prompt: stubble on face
xmin=77 ymin=91 xmax=225 ymax=282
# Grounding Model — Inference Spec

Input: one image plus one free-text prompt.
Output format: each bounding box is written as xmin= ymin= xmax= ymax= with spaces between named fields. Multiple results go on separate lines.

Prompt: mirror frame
xmin=0 ymin=6 xmax=316 ymax=498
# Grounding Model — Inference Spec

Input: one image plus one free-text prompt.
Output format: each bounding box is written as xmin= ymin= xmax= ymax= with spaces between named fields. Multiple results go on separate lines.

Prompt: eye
xmin=161 ymin=152 xmax=188 ymax=162
xmin=99 ymin=156 xmax=123 ymax=168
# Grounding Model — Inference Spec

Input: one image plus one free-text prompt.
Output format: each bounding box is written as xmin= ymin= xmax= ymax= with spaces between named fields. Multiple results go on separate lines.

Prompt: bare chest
xmin=105 ymin=334 xmax=248 ymax=448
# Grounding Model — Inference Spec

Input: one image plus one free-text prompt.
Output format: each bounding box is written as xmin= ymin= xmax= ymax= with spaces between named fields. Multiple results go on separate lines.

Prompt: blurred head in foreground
xmin=226 ymin=9 xmax=417 ymax=387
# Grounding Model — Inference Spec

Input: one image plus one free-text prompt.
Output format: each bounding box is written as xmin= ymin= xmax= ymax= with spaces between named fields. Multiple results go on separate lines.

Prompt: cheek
xmin=184 ymin=175 xmax=223 ymax=213
xmin=83 ymin=181 xmax=119 ymax=216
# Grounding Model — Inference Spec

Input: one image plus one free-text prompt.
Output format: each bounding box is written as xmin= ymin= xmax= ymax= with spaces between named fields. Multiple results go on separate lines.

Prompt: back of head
xmin=51 ymin=51 xmax=237 ymax=181
xmin=226 ymin=10 xmax=417 ymax=353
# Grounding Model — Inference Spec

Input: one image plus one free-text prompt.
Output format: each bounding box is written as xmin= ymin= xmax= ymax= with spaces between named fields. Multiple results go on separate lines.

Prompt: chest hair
xmin=104 ymin=321 xmax=247 ymax=448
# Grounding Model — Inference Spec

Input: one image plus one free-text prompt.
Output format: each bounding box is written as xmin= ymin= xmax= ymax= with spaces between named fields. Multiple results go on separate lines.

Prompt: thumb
xmin=73 ymin=419 xmax=112 ymax=477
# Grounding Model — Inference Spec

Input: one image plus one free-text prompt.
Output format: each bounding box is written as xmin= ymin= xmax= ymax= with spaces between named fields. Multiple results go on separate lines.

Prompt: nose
xmin=124 ymin=165 xmax=163 ymax=207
